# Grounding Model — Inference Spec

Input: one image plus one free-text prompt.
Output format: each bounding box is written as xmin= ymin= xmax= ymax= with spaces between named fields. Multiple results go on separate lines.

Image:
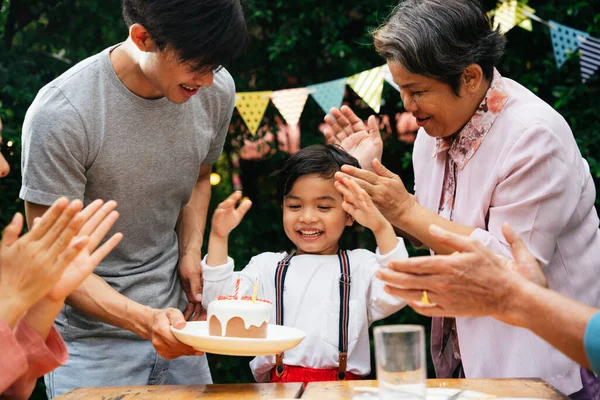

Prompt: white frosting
xmin=207 ymin=299 xmax=271 ymax=336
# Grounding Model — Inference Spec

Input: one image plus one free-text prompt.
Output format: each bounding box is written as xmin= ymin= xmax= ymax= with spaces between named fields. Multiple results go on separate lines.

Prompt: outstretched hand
xmin=335 ymin=158 xmax=414 ymax=225
xmin=0 ymin=198 xmax=88 ymax=320
xmin=377 ymin=223 xmax=545 ymax=325
xmin=211 ymin=191 xmax=253 ymax=239
xmin=46 ymin=200 xmax=123 ymax=302
xmin=334 ymin=176 xmax=387 ymax=232
xmin=323 ymin=105 xmax=383 ymax=170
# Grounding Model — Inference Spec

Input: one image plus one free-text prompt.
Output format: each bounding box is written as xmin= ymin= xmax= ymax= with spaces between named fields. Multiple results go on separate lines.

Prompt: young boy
xmin=202 ymin=144 xmax=408 ymax=383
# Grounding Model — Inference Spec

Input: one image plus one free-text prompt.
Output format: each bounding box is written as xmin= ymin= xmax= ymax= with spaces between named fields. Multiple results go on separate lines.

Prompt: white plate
xmin=171 ymin=321 xmax=306 ymax=356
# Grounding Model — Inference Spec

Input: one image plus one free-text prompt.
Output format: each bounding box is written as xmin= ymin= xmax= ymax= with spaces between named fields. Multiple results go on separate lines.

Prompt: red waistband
xmin=270 ymin=365 xmax=362 ymax=383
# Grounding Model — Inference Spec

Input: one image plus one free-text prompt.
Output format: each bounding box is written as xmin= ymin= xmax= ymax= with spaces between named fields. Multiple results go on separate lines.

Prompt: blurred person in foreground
xmin=0 ymin=118 xmax=122 ymax=398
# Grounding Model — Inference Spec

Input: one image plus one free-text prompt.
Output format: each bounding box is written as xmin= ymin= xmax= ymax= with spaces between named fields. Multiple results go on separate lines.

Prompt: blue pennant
xmin=549 ymin=20 xmax=589 ymax=69
xmin=308 ymin=78 xmax=347 ymax=114
xmin=580 ymin=36 xmax=600 ymax=83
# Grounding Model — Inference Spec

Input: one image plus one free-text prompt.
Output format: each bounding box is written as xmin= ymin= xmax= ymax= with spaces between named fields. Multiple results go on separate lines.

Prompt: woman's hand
xmin=210 ymin=191 xmax=252 ymax=239
xmin=45 ymin=200 xmax=123 ymax=303
xmin=334 ymin=176 xmax=387 ymax=232
xmin=323 ymin=105 xmax=383 ymax=170
xmin=0 ymin=198 xmax=89 ymax=326
xmin=376 ymin=224 xmax=544 ymax=325
xmin=335 ymin=158 xmax=415 ymax=226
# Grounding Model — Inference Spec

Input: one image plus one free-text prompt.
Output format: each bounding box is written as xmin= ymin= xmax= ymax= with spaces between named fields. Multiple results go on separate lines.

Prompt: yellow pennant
xmin=235 ymin=91 xmax=272 ymax=135
xmin=493 ymin=1 xmax=535 ymax=34
xmin=516 ymin=3 xmax=535 ymax=32
xmin=347 ymin=66 xmax=384 ymax=113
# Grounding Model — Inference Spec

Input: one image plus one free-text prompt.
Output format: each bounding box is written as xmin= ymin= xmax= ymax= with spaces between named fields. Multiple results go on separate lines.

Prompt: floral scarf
xmin=431 ymin=68 xmax=508 ymax=378
xmin=435 ymin=68 xmax=508 ymax=220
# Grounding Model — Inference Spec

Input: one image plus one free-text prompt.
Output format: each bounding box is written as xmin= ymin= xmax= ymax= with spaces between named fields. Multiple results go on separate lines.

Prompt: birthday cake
xmin=207 ymin=296 xmax=272 ymax=338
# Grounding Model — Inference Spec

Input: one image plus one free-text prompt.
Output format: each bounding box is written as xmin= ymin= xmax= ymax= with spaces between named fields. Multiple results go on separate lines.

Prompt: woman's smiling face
xmin=388 ymin=61 xmax=479 ymax=139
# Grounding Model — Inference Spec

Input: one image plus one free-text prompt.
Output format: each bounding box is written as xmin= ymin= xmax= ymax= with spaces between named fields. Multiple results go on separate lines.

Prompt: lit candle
xmin=252 ymin=280 xmax=258 ymax=303
xmin=234 ymin=276 xmax=241 ymax=300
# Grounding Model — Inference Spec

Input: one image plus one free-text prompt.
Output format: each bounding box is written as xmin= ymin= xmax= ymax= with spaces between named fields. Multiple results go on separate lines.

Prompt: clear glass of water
xmin=374 ymin=325 xmax=426 ymax=400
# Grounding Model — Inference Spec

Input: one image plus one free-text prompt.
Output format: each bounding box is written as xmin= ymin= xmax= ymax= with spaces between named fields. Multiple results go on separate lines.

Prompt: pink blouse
xmin=413 ymin=73 xmax=600 ymax=395
xmin=0 ymin=318 xmax=68 ymax=397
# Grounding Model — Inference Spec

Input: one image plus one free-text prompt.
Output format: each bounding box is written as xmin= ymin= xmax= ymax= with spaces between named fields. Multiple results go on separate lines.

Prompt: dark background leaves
xmin=0 ymin=0 xmax=598 ymax=397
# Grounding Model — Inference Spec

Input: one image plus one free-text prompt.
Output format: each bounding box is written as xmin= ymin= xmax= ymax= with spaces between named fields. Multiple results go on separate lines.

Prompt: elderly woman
xmin=324 ymin=0 xmax=600 ymax=397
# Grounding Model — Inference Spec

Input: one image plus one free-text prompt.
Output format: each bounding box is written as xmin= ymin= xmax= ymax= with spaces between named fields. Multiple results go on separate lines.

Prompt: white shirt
xmin=202 ymin=239 xmax=408 ymax=382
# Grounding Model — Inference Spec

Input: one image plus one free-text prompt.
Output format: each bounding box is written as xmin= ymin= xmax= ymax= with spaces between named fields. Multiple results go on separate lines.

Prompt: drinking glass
xmin=374 ymin=325 xmax=426 ymax=399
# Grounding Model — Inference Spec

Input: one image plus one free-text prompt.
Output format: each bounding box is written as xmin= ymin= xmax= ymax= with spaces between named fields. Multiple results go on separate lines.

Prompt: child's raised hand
xmin=211 ymin=191 xmax=252 ymax=239
xmin=334 ymin=177 xmax=388 ymax=232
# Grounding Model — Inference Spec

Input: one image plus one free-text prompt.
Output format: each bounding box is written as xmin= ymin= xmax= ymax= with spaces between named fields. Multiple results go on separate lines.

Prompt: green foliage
xmin=0 ymin=0 xmax=598 ymax=398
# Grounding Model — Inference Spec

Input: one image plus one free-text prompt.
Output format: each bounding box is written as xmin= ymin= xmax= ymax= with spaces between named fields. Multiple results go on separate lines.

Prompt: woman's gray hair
xmin=373 ymin=0 xmax=505 ymax=96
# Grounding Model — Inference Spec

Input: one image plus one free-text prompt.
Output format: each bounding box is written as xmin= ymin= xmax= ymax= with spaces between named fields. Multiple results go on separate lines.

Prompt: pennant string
xmin=520 ymin=9 xmax=553 ymax=29
xmin=230 ymin=4 xmax=596 ymax=140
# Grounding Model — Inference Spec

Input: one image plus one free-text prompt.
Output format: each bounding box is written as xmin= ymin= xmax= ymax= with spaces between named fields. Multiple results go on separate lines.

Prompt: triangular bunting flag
xmin=549 ymin=20 xmax=589 ymax=69
xmin=515 ymin=3 xmax=535 ymax=32
xmin=382 ymin=64 xmax=399 ymax=92
xmin=518 ymin=18 xmax=533 ymax=31
xmin=270 ymin=88 xmax=310 ymax=126
xmin=347 ymin=66 xmax=384 ymax=113
xmin=580 ymin=35 xmax=600 ymax=82
xmin=235 ymin=91 xmax=272 ymax=136
xmin=488 ymin=0 xmax=535 ymax=34
xmin=492 ymin=1 xmax=519 ymax=34
xmin=492 ymin=1 xmax=534 ymax=35
xmin=307 ymin=78 xmax=347 ymax=114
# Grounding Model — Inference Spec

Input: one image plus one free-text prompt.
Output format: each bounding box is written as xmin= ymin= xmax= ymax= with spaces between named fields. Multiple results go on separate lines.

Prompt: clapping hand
xmin=46 ymin=200 xmax=123 ymax=302
xmin=334 ymin=176 xmax=388 ymax=233
xmin=0 ymin=198 xmax=87 ymax=321
xmin=378 ymin=223 xmax=546 ymax=323
xmin=335 ymin=159 xmax=415 ymax=226
xmin=323 ymin=106 xmax=383 ymax=170
xmin=0 ymin=198 xmax=122 ymax=328
xmin=211 ymin=191 xmax=252 ymax=239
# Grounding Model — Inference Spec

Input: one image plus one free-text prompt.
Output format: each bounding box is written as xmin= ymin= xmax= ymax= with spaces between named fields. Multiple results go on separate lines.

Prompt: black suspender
xmin=337 ymin=249 xmax=351 ymax=380
xmin=274 ymin=249 xmax=352 ymax=380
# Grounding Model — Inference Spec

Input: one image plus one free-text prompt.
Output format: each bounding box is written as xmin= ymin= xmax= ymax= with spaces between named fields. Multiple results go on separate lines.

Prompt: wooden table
xmin=302 ymin=379 xmax=568 ymax=399
xmin=55 ymin=378 xmax=568 ymax=399
xmin=54 ymin=382 xmax=304 ymax=399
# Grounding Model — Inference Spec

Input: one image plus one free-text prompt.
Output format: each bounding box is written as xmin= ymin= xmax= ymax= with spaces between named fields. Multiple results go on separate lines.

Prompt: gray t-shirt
xmin=20 ymin=45 xmax=235 ymax=340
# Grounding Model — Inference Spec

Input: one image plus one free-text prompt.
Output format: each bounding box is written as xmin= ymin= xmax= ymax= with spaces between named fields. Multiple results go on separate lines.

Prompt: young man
xmin=20 ymin=0 xmax=248 ymax=396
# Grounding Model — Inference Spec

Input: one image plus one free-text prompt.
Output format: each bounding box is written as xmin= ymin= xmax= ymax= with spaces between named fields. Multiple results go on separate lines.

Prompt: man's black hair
xmin=277 ymin=144 xmax=361 ymax=200
xmin=122 ymin=0 xmax=249 ymax=72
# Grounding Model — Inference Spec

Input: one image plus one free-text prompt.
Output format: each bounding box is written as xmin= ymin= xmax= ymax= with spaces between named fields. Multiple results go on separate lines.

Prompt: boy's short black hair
xmin=277 ymin=144 xmax=361 ymax=199
xmin=122 ymin=0 xmax=249 ymax=73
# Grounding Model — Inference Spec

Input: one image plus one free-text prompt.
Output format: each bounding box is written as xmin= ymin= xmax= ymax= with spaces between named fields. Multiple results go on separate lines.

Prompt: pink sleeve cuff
xmin=0 ymin=318 xmax=28 ymax=393
xmin=14 ymin=320 xmax=68 ymax=376
xmin=470 ymin=228 xmax=512 ymax=258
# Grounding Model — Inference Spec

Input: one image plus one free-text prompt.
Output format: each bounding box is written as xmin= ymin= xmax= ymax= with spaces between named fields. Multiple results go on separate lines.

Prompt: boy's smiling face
xmin=282 ymin=174 xmax=353 ymax=255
